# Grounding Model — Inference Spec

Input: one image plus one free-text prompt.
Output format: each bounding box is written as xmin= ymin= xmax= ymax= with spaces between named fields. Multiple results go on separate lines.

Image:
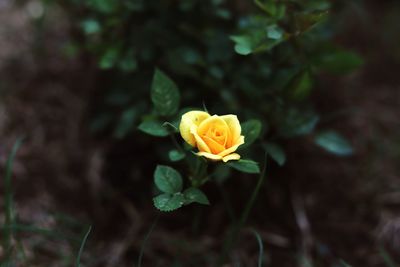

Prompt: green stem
xmin=3 ymin=137 xmax=24 ymax=263
xmin=219 ymin=155 xmax=268 ymax=265
xmin=76 ymin=225 xmax=92 ymax=267
xmin=169 ymin=133 xmax=184 ymax=153
xmin=238 ymin=158 xmax=267 ymax=227
xmin=190 ymin=157 xmax=208 ymax=187
xmin=137 ymin=215 xmax=160 ymax=267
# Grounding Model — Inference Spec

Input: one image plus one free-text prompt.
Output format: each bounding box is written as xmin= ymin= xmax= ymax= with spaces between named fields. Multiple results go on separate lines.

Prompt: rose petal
xmin=202 ymin=135 xmax=226 ymax=154
xmin=179 ymin=111 xmax=210 ymax=146
xmin=218 ymin=135 xmax=245 ymax=157
xmin=220 ymin=115 xmax=241 ymax=147
xmin=197 ymin=115 xmax=229 ymax=137
xmin=190 ymin=125 xmax=211 ymax=153
xmin=222 ymin=153 xmax=241 ymax=162
xmin=196 ymin=152 xmax=223 ymax=161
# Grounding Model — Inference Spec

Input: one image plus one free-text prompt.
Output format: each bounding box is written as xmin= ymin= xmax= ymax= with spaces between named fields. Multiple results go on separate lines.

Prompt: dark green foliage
xmin=183 ymin=188 xmax=210 ymax=205
xmin=151 ymin=69 xmax=180 ymax=117
xmin=228 ymin=159 xmax=260 ymax=174
xmin=153 ymin=165 xmax=210 ymax=211
xmin=277 ymin=109 xmax=319 ymax=138
xmin=241 ymin=119 xmax=262 ymax=148
xmin=313 ymin=48 xmax=364 ymax=74
xmin=153 ymin=165 xmax=185 ymax=211
xmin=168 ymin=149 xmax=186 ymax=162
xmin=315 ymin=130 xmax=353 ymax=156
xmin=58 ymin=0 xmax=360 ymax=151
xmin=153 ymin=193 xmax=185 ymax=212
xmin=264 ymin=142 xmax=286 ymax=166
xmin=154 ymin=165 xmax=183 ymax=194
xmin=138 ymin=120 xmax=169 ymax=137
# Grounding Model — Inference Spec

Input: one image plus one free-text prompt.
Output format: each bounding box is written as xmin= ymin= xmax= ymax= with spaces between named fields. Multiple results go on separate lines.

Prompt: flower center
xmin=197 ymin=115 xmax=233 ymax=154
xmin=200 ymin=124 xmax=230 ymax=154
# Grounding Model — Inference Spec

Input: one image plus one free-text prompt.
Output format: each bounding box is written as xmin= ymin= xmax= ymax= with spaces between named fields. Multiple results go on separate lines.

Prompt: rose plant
xmin=139 ymin=69 xmax=263 ymax=212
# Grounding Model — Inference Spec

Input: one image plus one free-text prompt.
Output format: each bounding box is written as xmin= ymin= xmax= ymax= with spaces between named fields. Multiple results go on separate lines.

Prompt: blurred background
xmin=1 ymin=0 xmax=400 ymax=266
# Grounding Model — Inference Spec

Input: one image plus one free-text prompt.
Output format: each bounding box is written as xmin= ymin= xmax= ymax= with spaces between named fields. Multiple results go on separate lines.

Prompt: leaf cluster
xmin=58 ymin=0 xmax=360 ymax=150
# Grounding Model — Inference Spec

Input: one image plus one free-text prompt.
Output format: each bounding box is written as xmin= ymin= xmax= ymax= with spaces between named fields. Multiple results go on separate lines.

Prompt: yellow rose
xmin=179 ymin=111 xmax=245 ymax=162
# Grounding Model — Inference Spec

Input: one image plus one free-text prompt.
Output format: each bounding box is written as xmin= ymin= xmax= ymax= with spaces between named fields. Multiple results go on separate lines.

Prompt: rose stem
xmin=218 ymin=154 xmax=268 ymax=265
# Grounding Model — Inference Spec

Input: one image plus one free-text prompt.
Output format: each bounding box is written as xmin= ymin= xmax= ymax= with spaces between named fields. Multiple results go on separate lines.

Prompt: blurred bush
xmin=55 ymin=0 xmax=362 ymax=164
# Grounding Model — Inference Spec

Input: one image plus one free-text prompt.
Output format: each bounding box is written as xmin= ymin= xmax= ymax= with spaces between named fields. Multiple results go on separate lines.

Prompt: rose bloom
xmin=179 ymin=111 xmax=245 ymax=162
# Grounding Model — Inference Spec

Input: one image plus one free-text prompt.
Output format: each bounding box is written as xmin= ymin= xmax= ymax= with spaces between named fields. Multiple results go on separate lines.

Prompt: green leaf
xmin=87 ymin=0 xmax=118 ymax=14
xmin=287 ymin=70 xmax=313 ymax=101
xmin=81 ymin=19 xmax=101 ymax=35
xmin=301 ymin=0 xmax=331 ymax=11
xmin=264 ymin=142 xmax=286 ymax=166
xmin=168 ymin=150 xmax=186 ymax=162
xmin=267 ymin=25 xmax=283 ymax=40
xmin=153 ymin=193 xmax=185 ymax=212
xmin=241 ymin=119 xmax=262 ymax=148
xmin=230 ymin=35 xmax=252 ymax=55
xmin=254 ymin=0 xmax=286 ymax=19
xmin=231 ymin=25 xmax=286 ymax=56
xmin=228 ymin=159 xmax=260 ymax=174
xmin=99 ymin=48 xmax=119 ymax=69
xmin=183 ymin=188 xmax=210 ymax=205
xmin=279 ymin=109 xmax=319 ymax=137
xmin=138 ymin=120 xmax=169 ymax=137
xmin=315 ymin=131 xmax=353 ymax=156
xmin=314 ymin=50 xmax=364 ymax=74
xmin=114 ymin=107 xmax=137 ymax=139
xmin=151 ymin=69 xmax=180 ymax=116
xmin=154 ymin=165 xmax=183 ymax=193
